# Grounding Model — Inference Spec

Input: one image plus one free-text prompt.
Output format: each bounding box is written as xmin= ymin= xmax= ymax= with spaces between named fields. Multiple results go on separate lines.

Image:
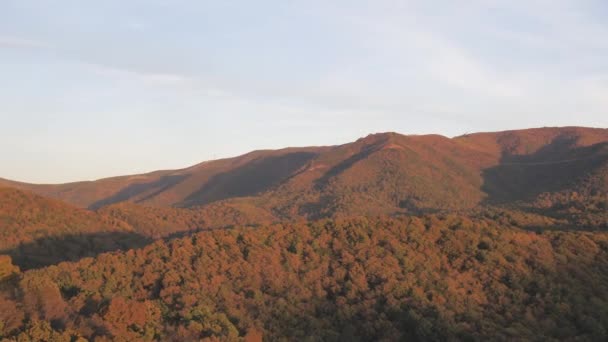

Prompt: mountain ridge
xmin=1 ymin=126 xmax=606 ymax=221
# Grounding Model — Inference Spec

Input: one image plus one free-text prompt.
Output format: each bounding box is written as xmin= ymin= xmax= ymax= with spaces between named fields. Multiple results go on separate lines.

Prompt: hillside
xmin=1 ymin=216 xmax=607 ymax=341
xmin=0 ymin=185 xmax=288 ymax=270
xmin=0 ymin=187 xmax=242 ymax=270
xmin=0 ymin=147 xmax=328 ymax=210
xmin=2 ymin=127 xmax=606 ymax=222
xmin=0 ymin=187 xmax=149 ymax=270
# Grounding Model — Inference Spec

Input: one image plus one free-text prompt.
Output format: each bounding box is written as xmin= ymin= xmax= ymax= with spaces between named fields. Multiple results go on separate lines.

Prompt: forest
xmin=1 ymin=215 xmax=607 ymax=341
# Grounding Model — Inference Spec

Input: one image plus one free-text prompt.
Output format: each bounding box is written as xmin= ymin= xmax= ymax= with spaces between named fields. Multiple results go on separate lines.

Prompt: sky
xmin=1 ymin=0 xmax=607 ymax=183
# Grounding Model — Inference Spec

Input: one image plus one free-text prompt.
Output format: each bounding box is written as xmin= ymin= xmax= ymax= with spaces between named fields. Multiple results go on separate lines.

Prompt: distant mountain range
xmin=2 ymin=126 xmax=607 ymax=219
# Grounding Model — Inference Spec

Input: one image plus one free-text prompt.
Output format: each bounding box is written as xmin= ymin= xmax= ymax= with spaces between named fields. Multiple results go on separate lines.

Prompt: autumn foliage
xmin=1 ymin=216 xmax=607 ymax=340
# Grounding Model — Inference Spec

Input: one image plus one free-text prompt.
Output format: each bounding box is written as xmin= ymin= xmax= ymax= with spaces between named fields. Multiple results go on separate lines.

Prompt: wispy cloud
xmin=0 ymin=36 xmax=50 ymax=49
xmin=409 ymin=31 xmax=526 ymax=98
xmin=575 ymin=76 xmax=608 ymax=110
xmin=127 ymin=22 xmax=145 ymax=31
xmin=86 ymin=63 xmax=191 ymax=86
xmin=315 ymin=1 xmax=606 ymax=112
xmin=83 ymin=62 xmax=232 ymax=98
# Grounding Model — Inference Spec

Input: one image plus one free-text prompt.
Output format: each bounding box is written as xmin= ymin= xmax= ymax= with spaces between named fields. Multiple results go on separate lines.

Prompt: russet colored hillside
xmin=0 ymin=187 xmax=149 ymax=270
xmin=2 ymin=127 xmax=606 ymax=222
xmin=0 ymin=147 xmax=328 ymax=210
xmin=0 ymin=187 xmax=250 ymax=270
xmin=0 ymin=186 xmax=285 ymax=270
xmin=0 ymin=187 xmax=138 ymax=249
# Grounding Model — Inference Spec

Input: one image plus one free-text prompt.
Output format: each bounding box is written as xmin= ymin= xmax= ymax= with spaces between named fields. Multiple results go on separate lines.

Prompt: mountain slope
xmin=458 ymin=127 xmax=608 ymax=204
xmin=261 ymin=132 xmax=495 ymax=218
xmin=0 ymin=147 xmax=327 ymax=209
xmin=0 ymin=187 xmax=135 ymax=249
xmin=0 ymin=187 xmax=151 ymax=269
xmin=230 ymin=127 xmax=608 ymax=219
xmin=0 ymin=184 xmax=283 ymax=269
xmin=2 ymin=127 xmax=607 ymax=220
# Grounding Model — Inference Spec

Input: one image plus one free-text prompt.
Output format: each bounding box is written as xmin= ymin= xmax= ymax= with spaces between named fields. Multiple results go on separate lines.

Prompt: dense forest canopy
xmin=1 ymin=216 xmax=608 ymax=341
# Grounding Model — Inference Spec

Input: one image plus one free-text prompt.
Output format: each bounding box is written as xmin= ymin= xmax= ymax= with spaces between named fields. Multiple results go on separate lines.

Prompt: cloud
xmin=86 ymin=63 xmax=188 ymax=85
xmin=307 ymin=11 xmax=530 ymax=103
xmin=409 ymin=32 xmax=526 ymax=98
xmin=127 ymin=22 xmax=145 ymax=31
xmin=310 ymin=0 xmax=607 ymax=124
xmin=3 ymin=0 xmax=606 ymax=133
xmin=82 ymin=62 xmax=233 ymax=98
xmin=0 ymin=36 xmax=50 ymax=49
xmin=575 ymin=76 xmax=608 ymax=112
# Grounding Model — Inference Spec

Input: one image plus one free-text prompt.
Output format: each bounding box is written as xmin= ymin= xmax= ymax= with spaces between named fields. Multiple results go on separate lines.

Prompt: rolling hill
xmin=0 ymin=186 xmax=148 ymax=269
xmin=0 ymin=186 xmax=284 ymax=270
xmin=2 ymin=127 xmax=606 ymax=221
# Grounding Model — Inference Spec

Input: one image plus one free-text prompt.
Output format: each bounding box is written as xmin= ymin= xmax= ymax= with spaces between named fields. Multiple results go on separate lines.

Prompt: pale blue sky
xmin=1 ymin=0 xmax=607 ymax=183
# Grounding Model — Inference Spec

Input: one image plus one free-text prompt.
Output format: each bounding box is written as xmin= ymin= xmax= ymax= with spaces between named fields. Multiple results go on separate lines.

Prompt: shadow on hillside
xmin=89 ymin=174 xmax=189 ymax=209
xmin=520 ymin=222 xmax=607 ymax=233
xmin=314 ymin=140 xmax=385 ymax=190
xmin=481 ymin=137 xmax=608 ymax=205
xmin=516 ymin=204 xmax=608 ymax=232
xmin=180 ymin=152 xmax=318 ymax=207
xmin=0 ymin=231 xmax=153 ymax=270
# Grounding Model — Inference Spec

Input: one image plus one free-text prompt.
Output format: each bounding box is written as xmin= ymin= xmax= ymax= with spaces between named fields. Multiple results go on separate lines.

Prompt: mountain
xmin=2 ymin=127 xmax=606 ymax=221
xmin=1 ymin=126 xmax=608 ymax=341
